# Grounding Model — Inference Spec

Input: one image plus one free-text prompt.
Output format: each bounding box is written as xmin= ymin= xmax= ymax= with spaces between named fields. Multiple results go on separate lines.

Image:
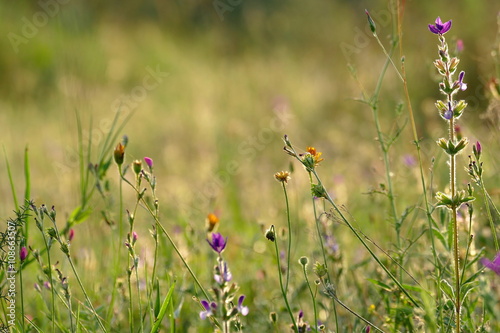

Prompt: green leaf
xmin=367 ymin=278 xmax=392 ymax=292
xmin=431 ymin=227 xmax=448 ymax=250
xmin=151 ymin=282 xmax=176 ymax=333
xmin=68 ymin=205 xmax=92 ymax=225
xmin=440 ymin=279 xmax=455 ymax=301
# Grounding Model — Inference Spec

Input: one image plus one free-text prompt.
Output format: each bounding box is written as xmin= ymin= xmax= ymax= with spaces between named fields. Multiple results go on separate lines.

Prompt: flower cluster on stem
xmin=429 ymin=16 xmax=475 ymax=333
xmin=200 ymin=233 xmax=248 ymax=332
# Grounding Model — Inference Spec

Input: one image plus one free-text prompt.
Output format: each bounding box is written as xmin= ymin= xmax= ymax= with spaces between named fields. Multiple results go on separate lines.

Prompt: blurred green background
xmin=2 ymin=0 xmax=498 ymax=217
xmin=1 ymin=0 xmax=500 ymax=329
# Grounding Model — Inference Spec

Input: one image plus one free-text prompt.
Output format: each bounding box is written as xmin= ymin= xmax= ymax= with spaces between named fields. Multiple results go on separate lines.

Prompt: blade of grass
xmin=151 ymin=282 xmax=176 ymax=333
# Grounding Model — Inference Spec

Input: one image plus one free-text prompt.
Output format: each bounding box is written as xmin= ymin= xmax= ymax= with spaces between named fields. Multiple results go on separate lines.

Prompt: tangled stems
xmin=34 ymin=205 xmax=107 ymax=332
xmin=119 ymin=172 xmax=211 ymax=302
xmin=283 ymin=137 xmax=419 ymax=308
xmin=307 ymin=172 xmax=339 ymax=332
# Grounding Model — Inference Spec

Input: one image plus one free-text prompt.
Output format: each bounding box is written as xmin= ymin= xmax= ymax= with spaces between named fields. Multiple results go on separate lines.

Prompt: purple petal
xmin=441 ymin=20 xmax=452 ymax=34
xmin=201 ymin=300 xmax=210 ymax=311
xmin=200 ymin=311 xmax=209 ymax=320
xmin=493 ymin=253 xmax=500 ymax=265
xmin=435 ymin=17 xmax=443 ymax=25
xmin=428 ymin=25 xmax=440 ymax=34
xmin=238 ymin=295 xmax=245 ymax=306
xmin=481 ymin=257 xmax=500 ymax=275
xmin=144 ymin=157 xmax=153 ymax=168
xmin=459 ymin=71 xmax=465 ymax=82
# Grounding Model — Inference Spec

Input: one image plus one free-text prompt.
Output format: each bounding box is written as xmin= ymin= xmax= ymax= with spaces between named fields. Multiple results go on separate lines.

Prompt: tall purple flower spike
xmin=480 ymin=252 xmax=500 ymax=275
xmin=428 ymin=17 xmax=452 ymax=35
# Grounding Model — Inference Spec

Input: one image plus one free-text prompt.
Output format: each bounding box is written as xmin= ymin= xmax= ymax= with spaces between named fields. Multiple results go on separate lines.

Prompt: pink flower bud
xmin=144 ymin=157 xmax=153 ymax=169
xmin=20 ymin=246 xmax=28 ymax=262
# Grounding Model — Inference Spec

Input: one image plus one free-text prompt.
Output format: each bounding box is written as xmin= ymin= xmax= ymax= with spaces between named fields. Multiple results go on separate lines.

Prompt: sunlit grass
xmin=1 ymin=1 xmax=500 ymax=332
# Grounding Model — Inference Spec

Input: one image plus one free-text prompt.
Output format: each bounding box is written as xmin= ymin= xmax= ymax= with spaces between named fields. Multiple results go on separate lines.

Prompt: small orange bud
xmin=206 ymin=213 xmax=219 ymax=232
xmin=114 ymin=143 xmax=125 ymax=166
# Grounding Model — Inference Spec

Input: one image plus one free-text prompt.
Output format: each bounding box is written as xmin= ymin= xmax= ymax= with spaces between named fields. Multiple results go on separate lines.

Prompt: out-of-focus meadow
xmin=2 ymin=0 xmax=500 ymax=331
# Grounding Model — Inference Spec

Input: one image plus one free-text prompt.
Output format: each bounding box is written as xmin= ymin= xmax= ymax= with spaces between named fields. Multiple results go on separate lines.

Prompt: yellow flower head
xmin=305 ymin=146 xmax=324 ymax=166
xmin=274 ymin=171 xmax=291 ymax=184
xmin=206 ymin=213 xmax=219 ymax=232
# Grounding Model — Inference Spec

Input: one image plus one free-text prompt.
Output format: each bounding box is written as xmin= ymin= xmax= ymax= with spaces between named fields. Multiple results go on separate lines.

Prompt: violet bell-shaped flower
xmin=428 ymin=17 xmax=452 ymax=35
xmin=207 ymin=232 xmax=227 ymax=254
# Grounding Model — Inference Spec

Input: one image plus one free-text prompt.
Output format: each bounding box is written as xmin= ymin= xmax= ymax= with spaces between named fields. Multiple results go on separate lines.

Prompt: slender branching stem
xmin=310 ymin=169 xmax=420 ymax=308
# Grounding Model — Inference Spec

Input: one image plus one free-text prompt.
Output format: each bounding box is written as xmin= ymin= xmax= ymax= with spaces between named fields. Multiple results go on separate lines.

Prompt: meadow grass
xmin=1 ymin=1 xmax=500 ymax=332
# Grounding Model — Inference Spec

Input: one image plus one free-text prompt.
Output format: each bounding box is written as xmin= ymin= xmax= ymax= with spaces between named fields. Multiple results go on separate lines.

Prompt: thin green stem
xmin=373 ymin=33 xmax=404 ymax=83
xmin=481 ymin=183 xmax=499 ymax=252
xmin=128 ymin=269 xmax=134 ymax=333
xmin=272 ymin=225 xmax=298 ymax=332
xmin=41 ymin=224 xmax=56 ymax=333
xmin=333 ymin=297 xmax=385 ymax=333
xmin=301 ymin=264 xmax=318 ymax=332
xmin=19 ymin=262 xmax=25 ymax=333
xmin=23 ymin=146 xmax=31 ymax=241
xmin=3 ymin=147 xmax=19 ymax=210
xmin=281 ymin=182 xmax=292 ymax=294
xmin=308 ymin=173 xmax=329 ymax=277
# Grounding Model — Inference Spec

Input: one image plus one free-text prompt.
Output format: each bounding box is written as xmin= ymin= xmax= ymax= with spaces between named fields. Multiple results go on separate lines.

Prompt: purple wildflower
xmin=457 ymin=71 xmax=467 ymax=91
xmin=443 ymin=102 xmax=453 ymax=120
xmin=199 ymin=300 xmax=217 ymax=319
xmin=428 ymin=17 xmax=452 ymax=35
xmin=214 ymin=260 xmax=232 ymax=284
xmin=144 ymin=157 xmax=153 ymax=169
xmin=481 ymin=252 xmax=500 ymax=275
xmin=20 ymin=246 xmax=28 ymax=262
xmin=207 ymin=232 xmax=227 ymax=254
xmin=237 ymin=295 xmax=249 ymax=316
xmin=68 ymin=229 xmax=75 ymax=242
xmin=475 ymin=141 xmax=482 ymax=155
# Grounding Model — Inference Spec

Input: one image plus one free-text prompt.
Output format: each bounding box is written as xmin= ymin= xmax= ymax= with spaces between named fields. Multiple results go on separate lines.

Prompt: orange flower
xmin=306 ymin=146 xmax=324 ymax=166
xmin=206 ymin=213 xmax=219 ymax=232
